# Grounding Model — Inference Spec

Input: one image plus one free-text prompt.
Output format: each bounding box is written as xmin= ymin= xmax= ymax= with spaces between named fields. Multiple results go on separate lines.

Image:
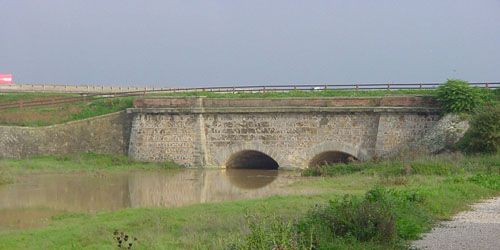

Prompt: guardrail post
xmin=485 ymin=82 xmax=489 ymax=88
xmin=419 ymin=83 xmax=422 ymax=89
xmin=263 ymin=86 xmax=266 ymax=93
xmin=387 ymin=83 xmax=390 ymax=90
xmin=355 ymin=84 xmax=359 ymax=91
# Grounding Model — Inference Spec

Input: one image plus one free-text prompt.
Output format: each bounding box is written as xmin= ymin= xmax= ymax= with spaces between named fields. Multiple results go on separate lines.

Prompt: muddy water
xmin=0 ymin=169 xmax=314 ymax=230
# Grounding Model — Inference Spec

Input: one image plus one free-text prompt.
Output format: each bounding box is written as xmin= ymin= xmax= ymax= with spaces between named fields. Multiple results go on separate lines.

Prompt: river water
xmin=0 ymin=169 xmax=315 ymax=230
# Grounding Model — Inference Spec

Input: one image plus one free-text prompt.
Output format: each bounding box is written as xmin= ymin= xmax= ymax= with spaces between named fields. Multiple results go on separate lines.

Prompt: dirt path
xmin=412 ymin=197 xmax=500 ymax=250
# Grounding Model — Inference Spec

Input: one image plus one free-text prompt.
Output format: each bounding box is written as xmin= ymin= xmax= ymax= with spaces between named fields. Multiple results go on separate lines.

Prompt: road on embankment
xmin=412 ymin=196 xmax=500 ymax=250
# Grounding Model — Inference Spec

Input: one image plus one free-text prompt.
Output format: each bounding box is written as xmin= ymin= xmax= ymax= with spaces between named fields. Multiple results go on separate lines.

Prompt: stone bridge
xmin=127 ymin=96 xmax=443 ymax=170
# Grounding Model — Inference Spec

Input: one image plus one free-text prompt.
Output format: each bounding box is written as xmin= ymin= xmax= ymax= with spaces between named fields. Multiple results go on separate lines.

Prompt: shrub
xmin=459 ymin=105 xmax=500 ymax=154
xmin=436 ymin=79 xmax=483 ymax=113
xmin=305 ymin=188 xmax=397 ymax=243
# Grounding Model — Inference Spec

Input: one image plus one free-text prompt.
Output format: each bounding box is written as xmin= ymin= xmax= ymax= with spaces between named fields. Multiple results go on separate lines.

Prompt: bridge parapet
xmin=132 ymin=96 xmax=439 ymax=108
xmin=128 ymin=96 xmax=440 ymax=114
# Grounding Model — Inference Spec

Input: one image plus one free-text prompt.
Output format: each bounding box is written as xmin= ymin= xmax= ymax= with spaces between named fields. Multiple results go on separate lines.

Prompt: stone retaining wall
xmin=0 ymin=112 xmax=132 ymax=159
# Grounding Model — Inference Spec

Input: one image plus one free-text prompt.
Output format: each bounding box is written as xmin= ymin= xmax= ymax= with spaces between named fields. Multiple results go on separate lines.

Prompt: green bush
xmin=322 ymin=189 xmax=397 ymax=242
xmin=436 ymin=79 xmax=483 ymax=113
xmin=459 ymin=105 xmax=500 ymax=154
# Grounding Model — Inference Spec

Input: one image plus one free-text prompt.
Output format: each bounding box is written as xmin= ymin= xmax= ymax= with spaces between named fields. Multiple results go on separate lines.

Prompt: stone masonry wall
xmin=203 ymin=112 xmax=380 ymax=169
xmin=375 ymin=113 xmax=441 ymax=157
xmin=128 ymin=97 xmax=443 ymax=169
xmin=0 ymin=112 xmax=132 ymax=159
xmin=127 ymin=113 xmax=200 ymax=165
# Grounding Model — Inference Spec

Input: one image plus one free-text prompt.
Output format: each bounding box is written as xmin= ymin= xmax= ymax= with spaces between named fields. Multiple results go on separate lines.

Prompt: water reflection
xmin=225 ymin=169 xmax=278 ymax=189
xmin=0 ymin=169 xmax=311 ymax=229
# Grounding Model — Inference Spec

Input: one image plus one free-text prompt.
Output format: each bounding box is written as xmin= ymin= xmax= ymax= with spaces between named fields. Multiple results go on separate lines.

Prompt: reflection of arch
xmin=225 ymin=169 xmax=278 ymax=189
xmin=303 ymin=141 xmax=369 ymax=168
xmin=225 ymin=150 xmax=279 ymax=169
xmin=308 ymin=151 xmax=357 ymax=167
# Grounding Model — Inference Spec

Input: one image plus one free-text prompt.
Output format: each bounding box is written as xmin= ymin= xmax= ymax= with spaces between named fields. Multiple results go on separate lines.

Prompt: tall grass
xmin=303 ymin=153 xmax=500 ymax=177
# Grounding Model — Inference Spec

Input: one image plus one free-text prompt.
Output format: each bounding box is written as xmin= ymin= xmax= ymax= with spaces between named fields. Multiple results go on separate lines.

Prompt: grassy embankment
xmin=0 ymin=153 xmax=179 ymax=185
xmin=0 ymin=93 xmax=134 ymax=126
xmin=0 ymin=89 xmax=434 ymax=126
xmin=0 ymin=153 xmax=498 ymax=249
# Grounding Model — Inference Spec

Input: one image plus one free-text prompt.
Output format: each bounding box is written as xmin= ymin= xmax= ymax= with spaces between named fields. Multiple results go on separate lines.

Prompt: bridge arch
xmin=308 ymin=151 xmax=357 ymax=167
xmin=225 ymin=150 xmax=279 ymax=169
xmin=217 ymin=143 xmax=284 ymax=169
xmin=303 ymin=141 xmax=369 ymax=168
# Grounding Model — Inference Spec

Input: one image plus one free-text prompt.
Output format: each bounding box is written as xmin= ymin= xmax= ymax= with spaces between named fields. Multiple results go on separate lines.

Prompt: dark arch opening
xmin=225 ymin=150 xmax=279 ymax=170
xmin=308 ymin=151 xmax=357 ymax=167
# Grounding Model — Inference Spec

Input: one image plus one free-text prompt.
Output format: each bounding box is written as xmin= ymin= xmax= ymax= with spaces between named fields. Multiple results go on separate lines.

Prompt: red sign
xmin=0 ymin=74 xmax=13 ymax=84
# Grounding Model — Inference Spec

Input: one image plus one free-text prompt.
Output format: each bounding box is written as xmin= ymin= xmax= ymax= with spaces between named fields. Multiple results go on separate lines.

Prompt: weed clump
xmin=113 ymin=230 xmax=138 ymax=249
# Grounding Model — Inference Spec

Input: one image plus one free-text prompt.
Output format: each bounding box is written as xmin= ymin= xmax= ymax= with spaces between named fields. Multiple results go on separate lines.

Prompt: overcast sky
xmin=0 ymin=0 xmax=499 ymax=87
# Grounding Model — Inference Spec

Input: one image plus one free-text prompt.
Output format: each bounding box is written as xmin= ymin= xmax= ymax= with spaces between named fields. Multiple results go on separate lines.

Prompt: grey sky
xmin=1 ymin=0 xmax=499 ymax=87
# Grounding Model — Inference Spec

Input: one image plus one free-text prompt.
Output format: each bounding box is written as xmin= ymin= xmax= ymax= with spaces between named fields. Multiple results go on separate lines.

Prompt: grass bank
xmin=0 ymin=153 xmax=498 ymax=249
xmin=0 ymin=92 xmax=77 ymax=104
xmin=0 ymin=97 xmax=133 ymax=126
xmin=0 ymin=153 xmax=179 ymax=177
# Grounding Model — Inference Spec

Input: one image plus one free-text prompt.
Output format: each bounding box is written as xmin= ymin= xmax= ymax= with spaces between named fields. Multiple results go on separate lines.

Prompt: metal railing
xmin=0 ymin=82 xmax=498 ymax=110
xmin=136 ymin=82 xmax=499 ymax=94
xmin=0 ymin=82 xmax=498 ymax=94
